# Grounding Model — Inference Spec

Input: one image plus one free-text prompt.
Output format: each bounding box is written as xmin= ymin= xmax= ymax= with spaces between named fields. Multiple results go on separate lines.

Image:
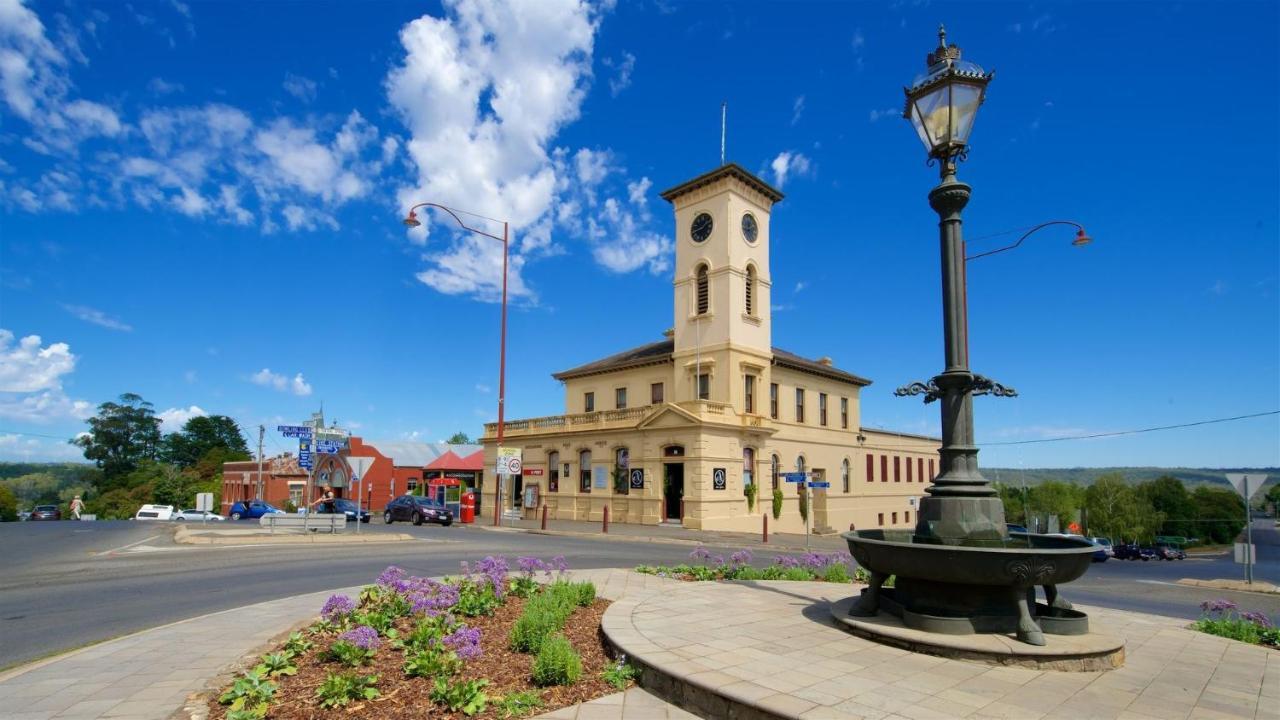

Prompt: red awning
xmin=425 ymin=449 xmax=484 ymax=471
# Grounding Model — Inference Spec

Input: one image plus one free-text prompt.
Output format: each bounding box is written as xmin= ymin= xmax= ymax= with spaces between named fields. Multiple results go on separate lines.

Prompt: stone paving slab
xmin=602 ymin=578 xmax=1280 ymax=720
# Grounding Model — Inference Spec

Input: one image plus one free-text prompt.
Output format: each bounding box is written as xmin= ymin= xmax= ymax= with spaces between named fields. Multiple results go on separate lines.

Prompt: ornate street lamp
xmin=902 ymin=25 xmax=993 ymax=166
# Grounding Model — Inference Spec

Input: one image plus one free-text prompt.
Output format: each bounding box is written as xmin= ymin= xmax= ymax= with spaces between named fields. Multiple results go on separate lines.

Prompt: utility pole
xmin=256 ymin=425 xmax=265 ymax=501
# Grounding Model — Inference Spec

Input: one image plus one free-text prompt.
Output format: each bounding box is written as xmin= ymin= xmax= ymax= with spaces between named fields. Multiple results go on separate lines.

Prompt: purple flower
xmin=550 ymin=555 xmax=569 ymax=575
xmin=689 ymin=546 xmax=712 ymax=562
xmin=1241 ymin=611 xmax=1274 ymax=628
xmin=443 ymin=625 xmax=483 ymax=660
xmin=518 ymin=556 xmax=549 ymax=576
xmin=775 ymin=555 xmax=801 ymax=569
xmin=338 ymin=625 xmax=380 ymax=650
xmin=1201 ymin=599 xmax=1238 ymax=614
xmin=408 ymin=581 xmax=460 ymax=616
xmin=730 ymin=549 xmax=753 ymax=566
xmin=473 ymin=556 xmax=509 ymax=599
xmin=321 ymin=594 xmax=356 ymax=620
xmin=376 ymin=566 xmax=407 ymax=589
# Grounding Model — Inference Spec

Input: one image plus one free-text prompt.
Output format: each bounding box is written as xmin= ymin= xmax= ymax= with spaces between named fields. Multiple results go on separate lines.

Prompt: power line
xmin=981 ymin=410 xmax=1279 ymax=446
xmin=0 ymin=429 xmax=75 ymax=440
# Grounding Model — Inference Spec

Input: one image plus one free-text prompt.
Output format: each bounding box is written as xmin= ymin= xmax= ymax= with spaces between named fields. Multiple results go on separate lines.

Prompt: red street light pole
xmin=403 ymin=203 xmax=508 ymax=527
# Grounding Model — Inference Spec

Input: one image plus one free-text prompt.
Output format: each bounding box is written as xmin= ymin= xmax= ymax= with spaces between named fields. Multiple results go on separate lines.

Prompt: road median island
xmin=1176 ymin=578 xmax=1280 ymax=594
xmin=174 ymin=525 xmax=418 ymax=546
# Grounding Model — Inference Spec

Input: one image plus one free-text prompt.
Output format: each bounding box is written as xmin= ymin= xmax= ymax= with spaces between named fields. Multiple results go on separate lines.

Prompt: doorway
xmin=663 ymin=463 xmax=684 ymax=521
xmin=512 ymin=474 xmax=524 ymax=509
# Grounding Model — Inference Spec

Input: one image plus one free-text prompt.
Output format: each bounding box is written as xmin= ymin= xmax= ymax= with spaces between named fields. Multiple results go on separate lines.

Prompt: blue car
xmin=1090 ymin=541 xmax=1109 ymax=563
xmin=228 ymin=500 xmax=285 ymax=520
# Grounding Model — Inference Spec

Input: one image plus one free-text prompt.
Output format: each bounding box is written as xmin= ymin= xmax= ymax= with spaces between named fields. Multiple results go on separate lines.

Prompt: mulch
xmin=204 ymin=596 xmax=622 ymax=719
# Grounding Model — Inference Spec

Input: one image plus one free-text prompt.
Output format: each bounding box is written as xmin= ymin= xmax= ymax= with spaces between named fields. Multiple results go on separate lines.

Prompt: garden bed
xmin=206 ymin=558 xmax=635 ymax=720
xmin=636 ymin=547 xmax=884 ymax=585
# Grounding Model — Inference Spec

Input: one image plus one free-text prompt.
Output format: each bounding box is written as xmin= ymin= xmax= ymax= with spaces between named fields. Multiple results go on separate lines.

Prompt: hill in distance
xmin=985 ymin=466 xmax=1278 ymax=490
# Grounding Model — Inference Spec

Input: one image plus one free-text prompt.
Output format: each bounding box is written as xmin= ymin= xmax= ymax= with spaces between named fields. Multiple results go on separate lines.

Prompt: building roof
xmin=659 ymin=163 xmax=784 ymax=204
xmin=551 ymin=338 xmax=871 ymax=387
xmin=364 ymin=441 xmax=482 ymax=468
xmin=426 ymin=449 xmax=484 ymax=471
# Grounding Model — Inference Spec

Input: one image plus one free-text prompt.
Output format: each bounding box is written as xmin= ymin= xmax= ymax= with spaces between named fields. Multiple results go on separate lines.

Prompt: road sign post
xmin=496 ymin=448 xmax=522 ymax=527
xmin=1226 ymin=473 xmax=1267 ymax=585
xmin=347 ymin=457 xmax=374 ymax=536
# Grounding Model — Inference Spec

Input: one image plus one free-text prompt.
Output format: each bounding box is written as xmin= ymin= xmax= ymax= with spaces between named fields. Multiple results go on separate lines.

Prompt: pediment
xmin=637 ymin=404 xmax=702 ymax=430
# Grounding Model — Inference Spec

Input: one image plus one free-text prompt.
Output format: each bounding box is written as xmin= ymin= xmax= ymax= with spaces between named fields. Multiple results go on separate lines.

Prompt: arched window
xmin=579 ymin=449 xmax=592 ymax=493
xmin=696 ymin=264 xmax=709 ymax=315
xmin=548 ymin=451 xmax=560 ymax=493
xmin=745 ymin=265 xmax=756 ymax=316
xmin=615 ymin=447 xmax=629 ymax=495
xmin=742 ymin=448 xmax=755 ymax=487
xmin=771 ymin=454 xmax=780 ymax=490
xmin=842 ymin=458 xmax=850 ymax=493
xmin=796 ymin=456 xmax=806 ymax=495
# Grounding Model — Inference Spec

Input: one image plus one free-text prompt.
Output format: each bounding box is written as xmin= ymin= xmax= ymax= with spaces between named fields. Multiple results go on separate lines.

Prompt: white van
xmin=134 ymin=504 xmax=174 ymax=520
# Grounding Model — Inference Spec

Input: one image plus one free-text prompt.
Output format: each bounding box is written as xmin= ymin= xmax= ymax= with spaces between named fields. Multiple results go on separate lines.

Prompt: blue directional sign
xmin=298 ymin=451 xmax=313 ymax=468
xmin=316 ymin=441 xmax=341 ymax=454
xmin=808 ymin=481 xmax=831 ymax=489
xmin=782 ymin=472 xmax=808 ymax=483
xmin=280 ymin=424 xmax=314 ymax=439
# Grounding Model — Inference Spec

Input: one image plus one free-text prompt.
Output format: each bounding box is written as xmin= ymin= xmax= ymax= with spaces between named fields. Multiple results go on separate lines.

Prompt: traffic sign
xmin=783 ymin=472 xmax=807 ymax=483
xmin=1226 ymin=473 xmax=1268 ymax=501
xmin=278 ymin=424 xmax=314 ymax=438
xmin=316 ymin=441 xmax=341 ymax=454
xmin=497 ymin=447 xmax=522 ymax=475
xmin=299 ymin=451 xmax=313 ymax=468
xmin=808 ymin=481 xmax=831 ymax=489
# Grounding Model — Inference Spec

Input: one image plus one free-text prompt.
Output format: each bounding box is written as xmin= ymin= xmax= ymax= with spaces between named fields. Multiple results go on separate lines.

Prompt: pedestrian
xmin=70 ymin=495 xmax=84 ymax=520
xmin=311 ymin=486 xmax=337 ymax=514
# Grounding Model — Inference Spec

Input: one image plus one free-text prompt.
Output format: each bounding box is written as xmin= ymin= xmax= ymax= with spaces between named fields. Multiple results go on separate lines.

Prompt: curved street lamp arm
xmin=964 ymin=220 xmax=1088 ymax=262
xmin=405 ymin=202 xmax=506 ymax=243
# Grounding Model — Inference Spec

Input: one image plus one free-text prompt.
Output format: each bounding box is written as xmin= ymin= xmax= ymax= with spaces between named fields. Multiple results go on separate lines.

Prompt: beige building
xmin=482 ymin=163 xmax=939 ymax=534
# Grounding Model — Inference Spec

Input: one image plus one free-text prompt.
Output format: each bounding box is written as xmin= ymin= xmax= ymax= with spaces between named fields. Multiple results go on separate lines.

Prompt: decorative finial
xmin=926 ymin=24 xmax=962 ymax=67
xmin=937 ymin=24 xmax=947 ymax=49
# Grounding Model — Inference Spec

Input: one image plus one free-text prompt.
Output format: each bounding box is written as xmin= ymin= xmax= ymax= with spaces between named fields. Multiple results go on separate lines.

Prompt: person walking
xmin=310 ymin=486 xmax=336 ymax=514
xmin=70 ymin=495 xmax=84 ymax=520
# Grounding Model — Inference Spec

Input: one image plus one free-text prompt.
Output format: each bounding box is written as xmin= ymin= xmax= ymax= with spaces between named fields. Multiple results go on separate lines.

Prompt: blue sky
xmin=1 ymin=0 xmax=1276 ymax=469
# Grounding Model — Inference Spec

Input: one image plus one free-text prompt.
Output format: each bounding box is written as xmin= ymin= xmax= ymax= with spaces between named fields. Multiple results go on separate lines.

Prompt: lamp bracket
xmin=970 ymin=374 xmax=1018 ymax=399
xmin=894 ymin=380 xmax=943 ymax=404
xmin=894 ymin=374 xmax=1018 ymax=404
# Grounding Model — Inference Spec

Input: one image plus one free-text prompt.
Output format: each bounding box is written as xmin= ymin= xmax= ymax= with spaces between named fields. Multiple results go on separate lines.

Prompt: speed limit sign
xmin=507 ymin=457 xmax=522 ymax=474
xmin=497 ymin=447 xmax=522 ymax=475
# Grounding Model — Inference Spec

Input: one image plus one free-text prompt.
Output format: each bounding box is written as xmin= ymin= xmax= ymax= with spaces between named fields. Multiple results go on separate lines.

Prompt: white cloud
xmin=626 ymin=177 xmax=651 ymax=207
xmin=603 ymin=51 xmax=635 ymax=96
xmin=61 ymin=304 xmax=133 ymax=331
xmin=475 ymin=383 xmax=491 ymax=393
xmin=0 ymin=389 xmax=93 ymax=424
xmin=794 ymin=281 xmax=807 ymax=293
xmin=183 ymin=369 xmax=197 ymax=383
xmin=388 ymin=0 xmax=665 ymax=300
xmin=158 ymin=404 xmax=206 ymax=432
xmin=791 ymin=95 xmax=805 ymax=125
xmin=250 ymin=368 xmax=313 ymax=396
xmin=0 ymin=433 xmax=85 ymax=461
xmin=0 ymin=329 xmax=76 ymax=392
xmin=148 ymin=77 xmax=183 ymax=95
xmin=869 ymin=107 xmax=898 ymax=122
xmin=768 ymin=151 xmax=813 ymax=188
xmin=282 ymin=72 xmax=317 ymax=103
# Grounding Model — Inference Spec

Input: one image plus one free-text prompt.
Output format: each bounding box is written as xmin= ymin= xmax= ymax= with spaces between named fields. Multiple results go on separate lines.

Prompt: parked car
xmin=228 ymin=500 xmax=285 ymax=520
xmin=134 ymin=504 xmax=174 ymax=520
xmin=17 ymin=510 xmax=32 ymax=521
xmin=29 ymin=505 xmax=61 ymax=521
xmin=383 ymin=494 xmax=453 ymax=526
xmin=1006 ymin=523 xmax=1029 ymax=534
xmin=1090 ymin=537 xmax=1114 ymax=557
xmin=1114 ymin=544 xmax=1156 ymax=561
xmin=332 ymin=498 xmax=370 ymax=524
xmin=1090 ymin=540 xmax=1109 ymax=563
xmin=1154 ymin=543 xmax=1186 ymax=560
xmin=172 ymin=509 xmax=224 ymax=522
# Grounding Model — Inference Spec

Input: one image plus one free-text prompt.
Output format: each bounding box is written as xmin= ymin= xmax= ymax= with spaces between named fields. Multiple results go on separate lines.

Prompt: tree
xmin=1264 ymin=483 xmax=1280 ymax=514
xmin=447 ymin=431 xmax=473 ymax=444
xmin=994 ymin=483 xmax=1027 ymax=525
xmin=1137 ymin=475 xmax=1195 ymax=538
xmin=1191 ymin=486 xmax=1245 ymax=544
xmin=73 ymin=393 xmax=162 ymax=486
xmin=1026 ymin=480 xmax=1084 ymax=530
xmin=0 ymin=484 xmax=17 ymax=521
xmin=2 ymin=472 xmax=61 ymax=507
xmin=161 ymin=415 xmax=250 ymax=468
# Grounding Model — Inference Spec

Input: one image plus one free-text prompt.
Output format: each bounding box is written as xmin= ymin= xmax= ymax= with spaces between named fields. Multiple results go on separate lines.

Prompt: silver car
xmin=172 ymin=509 xmax=225 ymax=521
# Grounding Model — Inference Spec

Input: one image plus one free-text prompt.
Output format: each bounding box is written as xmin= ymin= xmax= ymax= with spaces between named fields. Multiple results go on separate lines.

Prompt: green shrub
xmin=455 ymin=579 xmax=501 ymax=617
xmin=401 ymin=615 xmax=451 ymax=653
xmin=601 ymin=659 xmax=639 ymax=690
xmin=744 ymin=482 xmax=757 ymax=512
xmin=798 ymin=488 xmax=808 ymax=522
xmin=510 ymin=582 xmax=583 ymax=653
xmin=821 ymin=563 xmax=851 ymax=584
xmin=431 ymin=677 xmax=489 ymax=716
xmin=734 ymin=566 xmax=763 ymax=581
xmin=771 ymin=488 xmax=783 ymax=519
xmin=495 ymin=690 xmax=544 ymax=718
xmin=570 ymin=581 xmax=595 ymax=607
xmin=403 ymin=647 xmax=462 ymax=679
xmin=254 ymin=652 xmax=297 ymax=678
xmin=531 ymin=634 xmax=582 ymax=686
xmin=315 ymin=673 xmax=380 ymax=708
xmin=782 ymin=567 xmax=811 ymax=582
xmin=283 ymin=631 xmax=313 ymax=656
xmin=218 ymin=669 xmax=276 ymax=713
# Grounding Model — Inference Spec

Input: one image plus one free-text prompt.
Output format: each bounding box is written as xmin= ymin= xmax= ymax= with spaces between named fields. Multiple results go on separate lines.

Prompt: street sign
xmin=316 ymin=440 xmax=342 ymax=454
xmin=1226 ymin=473 xmax=1268 ymax=501
xmin=783 ymin=472 xmax=807 ymax=483
xmin=808 ymin=481 xmax=831 ymax=489
xmin=196 ymin=492 xmax=213 ymax=511
xmin=712 ymin=468 xmax=727 ymax=490
xmin=497 ymin=447 xmax=522 ymax=475
xmin=299 ymin=451 xmax=313 ymax=468
xmin=278 ymin=424 xmax=314 ymax=438
xmin=348 ymin=456 xmax=374 ymax=481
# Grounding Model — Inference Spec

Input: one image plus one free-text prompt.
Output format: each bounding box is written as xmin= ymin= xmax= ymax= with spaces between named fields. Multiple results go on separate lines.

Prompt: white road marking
xmin=95 ymin=534 xmax=160 ymax=556
xmin=1135 ymin=579 xmax=1180 ymax=587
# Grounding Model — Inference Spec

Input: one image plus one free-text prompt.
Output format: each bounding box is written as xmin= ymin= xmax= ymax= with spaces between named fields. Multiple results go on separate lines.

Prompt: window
xmin=929 ymin=459 xmax=935 ymax=480
xmin=696 ymin=264 xmax=709 ymax=315
xmin=892 ymin=512 xmax=898 ymax=524
xmin=584 ymin=392 xmax=595 ymax=412
xmin=866 ymin=454 xmax=874 ymax=482
xmin=770 ymin=383 xmax=779 ymax=418
xmin=894 ymin=457 xmax=901 ymax=482
xmin=744 ymin=375 xmax=755 ymax=413
xmin=918 ymin=458 xmax=924 ymax=484
xmin=795 ymin=388 xmax=805 ymax=422
xmin=745 ymin=266 xmax=756 ymax=316
xmin=841 ymin=459 xmax=850 ymax=493
xmin=905 ymin=511 xmax=911 ymax=524
xmin=771 ymin=454 xmax=780 ymax=490
xmin=615 ymin=447 xmax=629 ymax=495
xmin=796 ymin=456 xmax=806 ymax=489
xmin=841 ymin=398 xmax=849 ymax=429
xmin=651 ymin=382 xmax=664 ymax=404
xmin=878 ymin=512 xmax=885 ymax=526
xmin=743 ymin=448 xmax=754 ymax=488
xmin=698 ymin=373 xmax=710 ymax=400
xmin=819 ymin=393 xmax=828 ymax=426
xmin=407 ymin=477 xmax=419 ymax=493
xmin=615 ymin=387 xmax=627 ymax=410
xmin=907 ymin=458 xmax=913 ymax=483
xmin=579 ymin=450 xmax=592 ymax=492
xmin=548 ymin=451 xmax=560 ymax=493
xmin=881 ymin=455 xmax=888 ymax=482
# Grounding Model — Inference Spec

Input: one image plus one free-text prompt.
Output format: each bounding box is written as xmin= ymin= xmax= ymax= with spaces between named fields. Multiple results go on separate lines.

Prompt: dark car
xmin=1006 ymin=523 xmax=1029 ymax=534
xmin=1154 ymin=543 xmax=1185 ymax=561
xmin=30 ymin=504 xmax=62 ymax=521
xmin=383 ymin=495 xmax=453 ymax=526
xmin=332 ymin=498 xmax=371 ymax=524
xmin=228 ymin=500 xmax=285 ymax=520
xmin=1114 ymin=544 xmax=1156 ymax=561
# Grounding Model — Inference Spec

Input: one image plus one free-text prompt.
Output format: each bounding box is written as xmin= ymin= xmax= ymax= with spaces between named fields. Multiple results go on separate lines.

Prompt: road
xmin=2 ymin=518 xmax=1277 ymax=671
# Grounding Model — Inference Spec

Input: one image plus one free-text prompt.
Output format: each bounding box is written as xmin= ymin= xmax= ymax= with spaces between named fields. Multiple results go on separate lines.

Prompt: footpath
xmin=478 ymin=514 xmax=850 ymax=553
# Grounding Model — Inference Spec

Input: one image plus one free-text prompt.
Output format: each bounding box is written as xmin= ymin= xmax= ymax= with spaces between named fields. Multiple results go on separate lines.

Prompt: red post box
xmin=460 ymin=490 xmax=476 ymax=524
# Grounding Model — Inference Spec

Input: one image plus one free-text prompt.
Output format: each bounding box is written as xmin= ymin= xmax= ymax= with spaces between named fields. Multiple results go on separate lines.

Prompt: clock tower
xmin=660 ymin=164 xmax=784 ymax=408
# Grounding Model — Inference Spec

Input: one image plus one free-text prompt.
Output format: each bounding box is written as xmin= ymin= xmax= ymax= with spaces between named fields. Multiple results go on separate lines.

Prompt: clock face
xmin=742 ymin=213 xmax=758 ymax=243
xmin=690 ymin=212 xmax=713 ymax=243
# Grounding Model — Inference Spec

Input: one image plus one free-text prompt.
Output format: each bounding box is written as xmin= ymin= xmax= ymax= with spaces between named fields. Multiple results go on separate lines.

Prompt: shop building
xmin=482 ymin=163 xmax=941 ymax=534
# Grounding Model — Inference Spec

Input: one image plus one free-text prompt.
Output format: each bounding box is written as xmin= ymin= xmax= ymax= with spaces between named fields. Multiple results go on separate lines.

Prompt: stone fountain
xmin=842 ymin=28 xmax=1097 ymax=648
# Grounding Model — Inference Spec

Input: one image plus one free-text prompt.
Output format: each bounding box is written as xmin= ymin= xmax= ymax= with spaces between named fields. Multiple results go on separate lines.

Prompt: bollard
xmin=541 ymin=503 xmax=548 ymax=530
xmin=603 ymin=505 xmax=610 ymax=534
xmin=763 ymin=513 xmax=768 ymax=544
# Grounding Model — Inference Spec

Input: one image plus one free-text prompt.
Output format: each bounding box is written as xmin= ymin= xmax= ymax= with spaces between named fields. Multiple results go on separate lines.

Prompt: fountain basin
xmin=843 ymin=529 xmax=1097 ymax=645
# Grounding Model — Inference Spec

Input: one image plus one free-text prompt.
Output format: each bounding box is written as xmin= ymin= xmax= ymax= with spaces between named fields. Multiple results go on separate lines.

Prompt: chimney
xmin=818 ymin=356 xmax=833 ymax=367
xmin=663 ymin=328 xmax=675 ymax=339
